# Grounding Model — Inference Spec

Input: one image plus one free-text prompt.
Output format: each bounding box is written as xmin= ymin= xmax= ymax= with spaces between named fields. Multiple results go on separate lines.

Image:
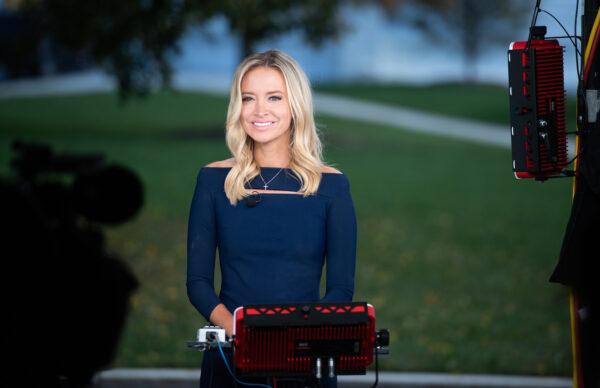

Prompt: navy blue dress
xmin=187 ymin=167 xmax=357 ymax=387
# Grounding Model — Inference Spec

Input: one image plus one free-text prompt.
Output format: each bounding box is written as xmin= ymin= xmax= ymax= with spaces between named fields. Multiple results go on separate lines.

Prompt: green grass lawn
xmin=0 ymin=90 xmax=572 ymax=376
xmin=315 ymin=82 xmax=577 ymax=131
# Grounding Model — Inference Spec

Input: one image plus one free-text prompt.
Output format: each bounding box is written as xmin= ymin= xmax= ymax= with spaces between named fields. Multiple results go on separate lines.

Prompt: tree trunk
xmin=461 ymin=0 xmax=479 ymax=82
xmin=241 ymin=30 xmax=255 ymax=61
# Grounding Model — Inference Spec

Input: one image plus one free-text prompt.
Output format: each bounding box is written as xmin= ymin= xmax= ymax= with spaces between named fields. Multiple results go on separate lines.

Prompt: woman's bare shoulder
xmin=321 ymin=166 xmax=343 ymax=174
xmin=205 ymin=158 xmax=235 ymax=168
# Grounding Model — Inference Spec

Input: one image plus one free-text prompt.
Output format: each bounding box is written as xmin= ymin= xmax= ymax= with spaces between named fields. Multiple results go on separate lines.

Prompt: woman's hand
xmin=209 ymin=303 xmax=234 ymax=337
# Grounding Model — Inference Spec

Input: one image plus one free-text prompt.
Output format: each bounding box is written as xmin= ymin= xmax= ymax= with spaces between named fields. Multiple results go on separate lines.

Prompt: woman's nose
xmin=254 ymin=98 xmax=268 ymax=116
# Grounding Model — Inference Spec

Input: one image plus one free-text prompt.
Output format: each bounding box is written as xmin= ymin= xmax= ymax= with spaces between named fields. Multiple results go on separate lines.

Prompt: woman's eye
xmin=269 ymin=96 xmax=282 ymax=101
xmin=242 ymin=96 xmax=253 ymax=102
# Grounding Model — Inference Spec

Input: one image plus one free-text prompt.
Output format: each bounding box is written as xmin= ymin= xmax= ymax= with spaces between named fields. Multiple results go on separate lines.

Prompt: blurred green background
xmin=0 ymin=82 xmax=572 ymax=375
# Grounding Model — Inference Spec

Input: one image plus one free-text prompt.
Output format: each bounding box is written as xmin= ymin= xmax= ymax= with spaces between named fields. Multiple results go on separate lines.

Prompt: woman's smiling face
xmin=240 ymin=66 xmax=293 ymax=149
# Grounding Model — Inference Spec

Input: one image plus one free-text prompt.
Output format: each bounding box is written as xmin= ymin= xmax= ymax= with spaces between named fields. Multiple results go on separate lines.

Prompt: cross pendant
xmin=263 ymin=184 xmax=268 ymax=190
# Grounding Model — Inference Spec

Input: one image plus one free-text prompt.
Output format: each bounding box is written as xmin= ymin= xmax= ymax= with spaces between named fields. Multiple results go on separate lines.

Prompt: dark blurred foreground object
xmin=1 ymin=141 xmax=143 ymax=387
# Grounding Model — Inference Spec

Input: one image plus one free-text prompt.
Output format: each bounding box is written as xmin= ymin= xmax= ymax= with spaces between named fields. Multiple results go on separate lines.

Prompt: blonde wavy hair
xmin=224 ymin=50 xmax=324 ymax=205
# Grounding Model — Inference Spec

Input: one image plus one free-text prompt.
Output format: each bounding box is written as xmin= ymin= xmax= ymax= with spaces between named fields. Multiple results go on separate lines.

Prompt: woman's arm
xmin=322 ymin=174 xmax=357 ymax=302
xmin=187 ymin=169 xmax=224 ymax=322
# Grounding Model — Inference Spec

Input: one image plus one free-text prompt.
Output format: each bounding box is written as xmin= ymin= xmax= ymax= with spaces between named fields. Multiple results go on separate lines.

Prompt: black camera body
xmin=2 ymin=141 xmax=143 ymax=387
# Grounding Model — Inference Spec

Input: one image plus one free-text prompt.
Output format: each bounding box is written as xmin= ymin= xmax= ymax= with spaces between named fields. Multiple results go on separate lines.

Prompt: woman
xmin=187 ymin=50 xmax=357 ymax=388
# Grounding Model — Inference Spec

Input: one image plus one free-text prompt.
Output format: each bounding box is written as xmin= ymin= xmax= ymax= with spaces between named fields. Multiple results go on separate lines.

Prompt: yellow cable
xmin=569 ymin=292 xmax=581 ymax=388
xmin=583 ymin=8 xmax=600 ymax=64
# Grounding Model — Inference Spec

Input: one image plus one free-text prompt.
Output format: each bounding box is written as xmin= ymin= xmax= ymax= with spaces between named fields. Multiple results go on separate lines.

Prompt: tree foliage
xmin=210 ymin=0 xmax=343 ymax=59
xmin=22 ymin=0 xmax=216 ymax=97
xmin=10 ymin=0 xmax=342 ymax=97
xmin=372 ymin=0 xmax=530 ymax=79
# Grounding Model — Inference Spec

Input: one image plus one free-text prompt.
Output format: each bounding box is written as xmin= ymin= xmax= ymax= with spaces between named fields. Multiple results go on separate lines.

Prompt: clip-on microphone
xmin=245 ymin=191 xmax=261 ymax=207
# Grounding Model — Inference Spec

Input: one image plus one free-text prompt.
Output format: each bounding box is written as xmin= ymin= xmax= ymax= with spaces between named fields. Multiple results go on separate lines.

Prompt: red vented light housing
xmin=233 ymin=302 xmax=376 ymax=377
xmin=508 ymin=26 xmax=568 ymax=180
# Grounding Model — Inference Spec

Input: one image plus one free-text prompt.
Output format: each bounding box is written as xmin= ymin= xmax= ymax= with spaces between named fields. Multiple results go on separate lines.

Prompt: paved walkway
xmin=0 ymin=71 xmax=509 ymax=149
xmin=93 ymin=368 xmax=571 ymax=388
xmin=314 ymin=93 xmax=508 ymax=148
